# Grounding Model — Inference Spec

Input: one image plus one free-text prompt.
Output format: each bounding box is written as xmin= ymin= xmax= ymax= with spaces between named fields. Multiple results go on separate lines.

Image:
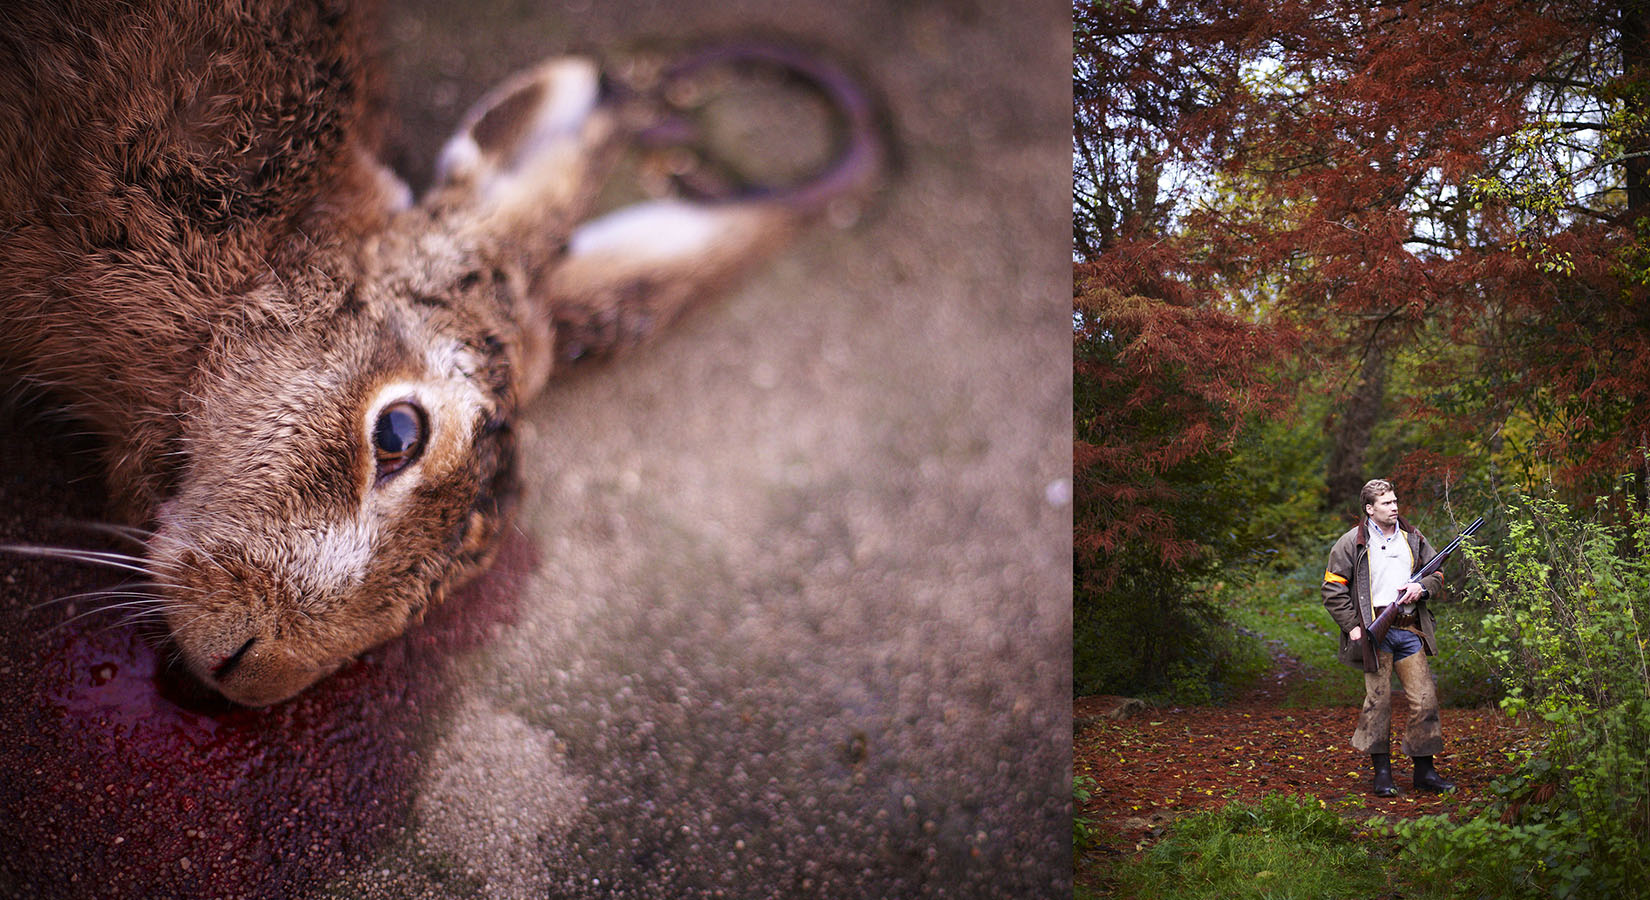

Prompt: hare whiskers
xmin=1 ymin=545 xmax=176 ymax=580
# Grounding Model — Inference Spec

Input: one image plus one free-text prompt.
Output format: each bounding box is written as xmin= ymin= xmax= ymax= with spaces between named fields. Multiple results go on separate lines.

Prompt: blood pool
xmin=0 ymin=533 xmax=532 ymax=899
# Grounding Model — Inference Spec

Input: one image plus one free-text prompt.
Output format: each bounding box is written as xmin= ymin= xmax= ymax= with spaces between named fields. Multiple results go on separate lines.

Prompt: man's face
xmin=1366 ymin=491 xmax=1400 ymax=528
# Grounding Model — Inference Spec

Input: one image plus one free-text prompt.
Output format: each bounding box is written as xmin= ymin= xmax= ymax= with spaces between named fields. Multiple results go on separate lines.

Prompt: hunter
xmin=1322 ymin=479 xmax=1456 ymax=796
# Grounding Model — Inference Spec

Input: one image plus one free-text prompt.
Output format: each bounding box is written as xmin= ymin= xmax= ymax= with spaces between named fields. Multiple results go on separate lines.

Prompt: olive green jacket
xmin=1321 ymin=517 xmax=1444 ymax=669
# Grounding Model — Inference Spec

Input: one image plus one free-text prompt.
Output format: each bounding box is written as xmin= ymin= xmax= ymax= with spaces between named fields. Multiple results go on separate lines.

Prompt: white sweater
xmin=1367 ymin=521 xmax=1414 ymax=612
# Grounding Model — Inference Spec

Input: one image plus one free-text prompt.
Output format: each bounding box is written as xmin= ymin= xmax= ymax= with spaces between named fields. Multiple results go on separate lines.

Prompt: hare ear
xmin=540 ymin=198 xmax=796 ymax=371
xmin=421 ymin=57 xmax=622 ymax=399
xmin=425 ymin=57 xmax=616 ymax=233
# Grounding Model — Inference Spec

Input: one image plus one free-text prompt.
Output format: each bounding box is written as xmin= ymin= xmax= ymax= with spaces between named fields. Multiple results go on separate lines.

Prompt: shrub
xmin=1073 ymin=773 xmax=1101 ymax=855
xmin=1396 ymin=490 xmax=1650 ymax=899
xmin=1074 ymin=573 xmax=1272 ymax=704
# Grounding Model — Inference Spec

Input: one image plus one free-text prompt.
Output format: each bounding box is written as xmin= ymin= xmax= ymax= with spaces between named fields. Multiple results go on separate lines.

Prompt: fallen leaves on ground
xmin=1073 ymin=662 xmax=1539 ymax=863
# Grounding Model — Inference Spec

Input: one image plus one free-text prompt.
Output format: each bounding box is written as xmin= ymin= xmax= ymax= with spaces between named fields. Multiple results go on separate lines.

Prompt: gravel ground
xmin=0 ymin=1 xmax=1071 ymax=897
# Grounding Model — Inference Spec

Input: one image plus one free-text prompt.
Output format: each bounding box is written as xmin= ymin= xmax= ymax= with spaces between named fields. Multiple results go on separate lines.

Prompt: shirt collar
xmin=1368 ymin=518 xmax=1400 ymax=543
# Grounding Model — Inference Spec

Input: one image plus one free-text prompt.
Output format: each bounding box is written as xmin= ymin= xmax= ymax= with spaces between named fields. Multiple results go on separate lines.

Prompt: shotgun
xmin=1359 ymin=516 xmax=1486 ymax=673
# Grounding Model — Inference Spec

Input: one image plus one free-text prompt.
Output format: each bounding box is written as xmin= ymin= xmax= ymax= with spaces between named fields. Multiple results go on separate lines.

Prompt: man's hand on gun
xmin=1349 ymin=583 xmax=1425 ymax=642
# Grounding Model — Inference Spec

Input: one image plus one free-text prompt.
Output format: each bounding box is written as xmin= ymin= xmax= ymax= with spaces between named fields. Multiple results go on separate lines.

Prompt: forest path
xmin=1073 ymin=640 xmax=1537 ymax=863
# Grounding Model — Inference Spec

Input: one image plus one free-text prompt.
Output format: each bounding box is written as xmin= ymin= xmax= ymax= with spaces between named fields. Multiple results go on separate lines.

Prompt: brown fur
xmin=0 ymin=1 xmax=879 ymax=704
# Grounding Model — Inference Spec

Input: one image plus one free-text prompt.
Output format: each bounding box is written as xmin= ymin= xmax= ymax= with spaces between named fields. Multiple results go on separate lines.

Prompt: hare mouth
xmin=210 ymin=637 xmax=258 ymax=680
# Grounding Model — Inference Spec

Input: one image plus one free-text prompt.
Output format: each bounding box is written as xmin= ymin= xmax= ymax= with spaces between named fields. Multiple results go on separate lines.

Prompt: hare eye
xmin=373 ymin=401 xmax=426 ymax=477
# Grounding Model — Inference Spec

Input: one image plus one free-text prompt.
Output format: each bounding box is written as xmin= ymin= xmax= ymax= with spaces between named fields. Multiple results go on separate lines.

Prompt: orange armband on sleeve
xmin=1323 ymin=571 xmax=1348 ymax=586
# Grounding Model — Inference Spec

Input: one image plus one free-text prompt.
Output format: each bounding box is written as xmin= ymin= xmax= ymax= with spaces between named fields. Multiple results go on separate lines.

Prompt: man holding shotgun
xmin=1322 ymin=479 xmax=1456 ymax=796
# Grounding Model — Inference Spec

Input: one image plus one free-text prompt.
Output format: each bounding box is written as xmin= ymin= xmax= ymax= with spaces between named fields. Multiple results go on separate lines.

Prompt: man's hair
xmin=1360 ymin=478 xmax=1395 ymax=508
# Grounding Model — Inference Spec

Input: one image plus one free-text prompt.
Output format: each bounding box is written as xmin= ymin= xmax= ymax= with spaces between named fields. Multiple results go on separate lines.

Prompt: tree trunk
xmin=1622 ymin=3 xmax=1650 ymax=217
xmin=1325 ymin=336 xmax=1390 ymax=513
xmin=1620 ymin=2 xmax=1650 ymax=512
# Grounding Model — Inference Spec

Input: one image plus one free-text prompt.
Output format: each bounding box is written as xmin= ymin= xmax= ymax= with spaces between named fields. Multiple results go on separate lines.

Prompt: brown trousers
xmin=1350 ymin=636 xmax=1444 ymax=757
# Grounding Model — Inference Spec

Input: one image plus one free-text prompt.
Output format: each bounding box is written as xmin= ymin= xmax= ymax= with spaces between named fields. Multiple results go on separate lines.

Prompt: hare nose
xmin=207 ymin=637 xmax=342 ymax=707
xmin=210 ymin=637 xmax=258 ymax=680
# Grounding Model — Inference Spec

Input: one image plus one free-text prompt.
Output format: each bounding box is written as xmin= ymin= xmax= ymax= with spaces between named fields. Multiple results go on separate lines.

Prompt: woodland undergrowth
xmin=1389 ymin=490 xmax=1650 ymax=900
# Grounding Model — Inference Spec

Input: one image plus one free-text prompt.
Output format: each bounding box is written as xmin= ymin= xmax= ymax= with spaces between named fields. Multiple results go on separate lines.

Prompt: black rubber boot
xmin=1371 ymin=753 xmax=1398 ymax=797
xmin=1413 ymin=756 xmax=1456 ymax=793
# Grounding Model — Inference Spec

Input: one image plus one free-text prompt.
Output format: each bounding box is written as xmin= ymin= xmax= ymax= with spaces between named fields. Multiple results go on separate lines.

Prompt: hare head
xmin=0 ymin=4 xmax=880 ymax=707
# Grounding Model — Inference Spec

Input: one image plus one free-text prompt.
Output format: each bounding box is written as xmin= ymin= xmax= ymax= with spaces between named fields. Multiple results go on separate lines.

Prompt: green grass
xmin=1105 ymin=794 xmax=1397 ymax=900
xmin=1216 ymin=566 xmax=1363 ymax=706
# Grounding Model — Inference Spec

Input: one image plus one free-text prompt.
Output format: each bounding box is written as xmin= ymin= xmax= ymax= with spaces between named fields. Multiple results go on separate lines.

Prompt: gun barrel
xmin=1369 ymin=516 xmax=1486 ymax=648
xmin=1409 ymin=516 xmax=1486 ymax=583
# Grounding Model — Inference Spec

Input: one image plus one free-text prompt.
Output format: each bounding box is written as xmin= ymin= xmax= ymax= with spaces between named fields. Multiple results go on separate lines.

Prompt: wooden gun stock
xmin=1360 ymin=602 xmax=1408 ymax=673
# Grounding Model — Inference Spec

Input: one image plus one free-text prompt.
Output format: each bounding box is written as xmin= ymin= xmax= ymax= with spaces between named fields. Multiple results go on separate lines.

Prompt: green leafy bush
xmin=1215 ymin=405 xmax=1336 ymax=573
xmin=1430 ymin=604 xmax=1503 ymax=709
xmin=1073 ymin=773 xmax=1100 ymax=854
xmin=1074 ymin=572 xmax=1273 ymax=704
xmin=1396 ymin=490 xmax=1650 ymax=899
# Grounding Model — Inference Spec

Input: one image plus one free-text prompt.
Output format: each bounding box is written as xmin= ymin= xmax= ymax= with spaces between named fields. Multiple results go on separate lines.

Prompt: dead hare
xmin=0 ymin=0 xmax=880 ymax=705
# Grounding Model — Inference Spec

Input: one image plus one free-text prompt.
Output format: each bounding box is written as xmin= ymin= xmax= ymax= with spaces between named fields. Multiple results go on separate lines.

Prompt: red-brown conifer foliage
xmin=1078 ymin=0 xmax=1650 ymax=523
